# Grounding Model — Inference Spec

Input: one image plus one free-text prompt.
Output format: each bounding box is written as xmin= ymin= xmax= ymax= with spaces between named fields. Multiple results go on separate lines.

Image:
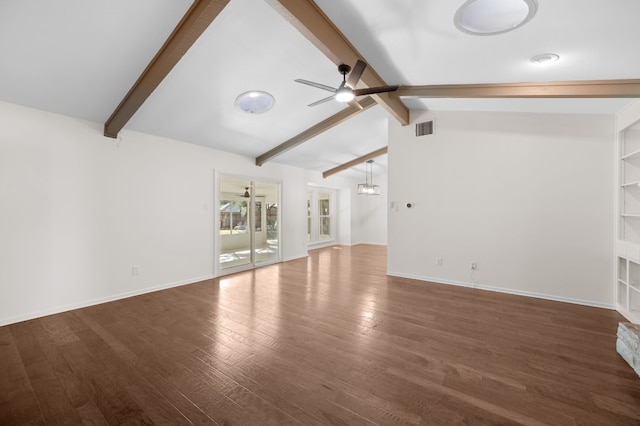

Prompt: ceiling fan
xmin=237 ymin=187 xmax=250 ymax=198
xmin=295 ymin=60 xmax=399 ymax=109
xmin=236 ymin=187 xmax=264 ymax=199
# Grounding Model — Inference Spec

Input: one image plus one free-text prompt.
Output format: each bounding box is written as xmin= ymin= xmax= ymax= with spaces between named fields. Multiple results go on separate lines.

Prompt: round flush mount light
xmin=530 ymin=53 xmax=560 ymax=65
xmin=454 ymin=0 xmax=538 ymax=36
xmin=235 ymin=91 xmax=275 ymax=114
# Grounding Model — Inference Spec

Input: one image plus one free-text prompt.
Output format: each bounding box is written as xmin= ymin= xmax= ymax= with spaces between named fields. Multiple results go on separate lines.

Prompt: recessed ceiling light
xmin=235 ymin=91 xmax=275 ymax=114
xmin=454 ymin=0 xmax=538 ymax=36
xmin=530 ymin=53 xmax=560 ymax=65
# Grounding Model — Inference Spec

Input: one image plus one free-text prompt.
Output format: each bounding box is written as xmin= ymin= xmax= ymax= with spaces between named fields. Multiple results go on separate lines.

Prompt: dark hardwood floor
xmin=1 ymin=245 xmax=639 ymax=425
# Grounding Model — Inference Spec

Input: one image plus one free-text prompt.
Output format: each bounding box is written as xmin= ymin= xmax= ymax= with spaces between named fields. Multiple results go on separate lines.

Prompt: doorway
xmin=218 ymin=176 xmax=280 ymax=273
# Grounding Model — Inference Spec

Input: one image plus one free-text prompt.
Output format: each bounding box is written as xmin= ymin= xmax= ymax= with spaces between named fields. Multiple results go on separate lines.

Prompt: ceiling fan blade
xmin=308 ymin=95 xmax=335 ymax=107
xmin=346 ymin=60 xmax=366 ymax=89
xmin=354 ymin=85 xmax=399 ymax=96
xmin=294 ymin=79 xmax=337 ymax=93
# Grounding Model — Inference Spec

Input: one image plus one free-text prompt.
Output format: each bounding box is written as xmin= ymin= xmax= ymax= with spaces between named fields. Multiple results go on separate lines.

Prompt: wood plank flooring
xmin=1 ymin=244 xmax=639 ymax=425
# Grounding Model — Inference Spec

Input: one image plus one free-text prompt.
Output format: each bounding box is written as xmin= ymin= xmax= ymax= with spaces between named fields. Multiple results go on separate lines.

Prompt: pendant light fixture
xmin=358 ymin=160 xmax=380 ymax=195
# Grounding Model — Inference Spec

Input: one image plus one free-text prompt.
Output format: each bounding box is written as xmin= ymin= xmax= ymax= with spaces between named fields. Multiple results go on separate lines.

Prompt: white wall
xmin=387 ymin=110 xmax=615 ymax=307
xmin=351 ymin=172 xmax=388 ymax=245
xmin=0 ymin=101 xmax=381 ymax=325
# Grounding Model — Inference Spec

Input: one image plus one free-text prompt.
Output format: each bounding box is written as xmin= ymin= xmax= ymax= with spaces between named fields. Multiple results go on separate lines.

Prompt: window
xmin=307 ymin=188 xmax=335 ymax=245
xmin=307 ymin=192 xmax=312 ymax=242
xmin=254 ymin=201 xmax=262 ymax=232
xmin=318 ymin=192 xmax=331 ymax=240
xmin=219 ymin=200 xmax=248 ymax=235
xmin=266 ymin=202 xmax=278 ymax=239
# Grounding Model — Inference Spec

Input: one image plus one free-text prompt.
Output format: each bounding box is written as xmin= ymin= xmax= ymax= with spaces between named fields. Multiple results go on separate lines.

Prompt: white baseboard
xmin=0 ymin=274 xmax=215 ymax=327
xmin=344 ymin=241 xmax=388 ymax=247
xmin=386 ymin=271 xmax=615 ymax=310
xmin=282 ymin=253 xmax=308 ymax=262
xmin=307 ymin=240 xmax=338 ymax=250
xmin=5 ymin=266 xmax=613 ymax=327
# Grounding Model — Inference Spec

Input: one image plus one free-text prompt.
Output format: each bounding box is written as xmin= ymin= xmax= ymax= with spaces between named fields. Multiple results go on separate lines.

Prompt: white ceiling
xmin=1 ymin=0 xmax=638 ymax=180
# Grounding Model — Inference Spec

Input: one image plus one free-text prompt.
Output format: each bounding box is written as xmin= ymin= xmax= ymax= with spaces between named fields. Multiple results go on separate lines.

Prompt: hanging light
xmin=357 ymin=160 xmax=380 ymax=195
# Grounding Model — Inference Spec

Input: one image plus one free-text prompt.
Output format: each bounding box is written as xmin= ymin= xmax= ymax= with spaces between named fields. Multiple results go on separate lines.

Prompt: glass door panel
xmin=218 ymin=176 xmax=280 ymax=272
xmin=219 ymin=177 xmax=252 ymax=270
xmin=254 ymin=181 xmax=279 ymax=265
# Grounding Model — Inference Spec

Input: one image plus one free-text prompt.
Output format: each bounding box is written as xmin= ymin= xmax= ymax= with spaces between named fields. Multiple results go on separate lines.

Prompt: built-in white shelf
xmin=622 ymin=181 xmax=640 ymax=188
xmin=617 ymin=122 xmax=640 ymax=322
xmin=621 ymin=148 xmax=640 ymax=160
xmin=617 ymin=255 xmax=640 ymax=323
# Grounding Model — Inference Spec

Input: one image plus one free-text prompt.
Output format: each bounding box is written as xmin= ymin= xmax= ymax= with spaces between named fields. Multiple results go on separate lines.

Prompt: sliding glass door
xmin=218 ymin=176 xmax=280 ymax=273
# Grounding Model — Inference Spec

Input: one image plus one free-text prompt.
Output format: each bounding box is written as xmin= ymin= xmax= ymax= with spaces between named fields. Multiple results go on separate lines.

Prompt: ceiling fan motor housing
xmin=338 ymin=64 xmax=351 ymax=75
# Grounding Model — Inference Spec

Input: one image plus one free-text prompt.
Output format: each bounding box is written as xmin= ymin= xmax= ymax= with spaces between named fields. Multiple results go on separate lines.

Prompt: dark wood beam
xmin=323 ymin=146 xmax=387 ymax=178
xmin=395 ymin=79 xmax=640 ymax=98
xmin=104 ymin=0 xmax=229 ymax=138
xmin=255 ymin=97 xmax=376 ymax=166
xmin=266 ymin=0 xmax=410 ymax=126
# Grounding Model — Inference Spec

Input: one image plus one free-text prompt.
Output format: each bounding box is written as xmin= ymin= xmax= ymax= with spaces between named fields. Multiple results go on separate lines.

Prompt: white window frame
xmin=307 ymin=187 xmax=336 ymax=247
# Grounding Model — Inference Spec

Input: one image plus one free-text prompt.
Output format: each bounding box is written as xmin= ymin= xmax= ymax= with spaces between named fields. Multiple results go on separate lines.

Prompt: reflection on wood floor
xmin=1 ymin=244 xmax=639 ymax=424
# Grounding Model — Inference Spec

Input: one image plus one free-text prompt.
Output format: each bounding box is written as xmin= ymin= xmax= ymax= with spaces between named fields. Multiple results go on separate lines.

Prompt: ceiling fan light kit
xmin=335 ymin=86 xmax=355 ymax=102
xmin=454 ymin=0 xmax=538 ymax=36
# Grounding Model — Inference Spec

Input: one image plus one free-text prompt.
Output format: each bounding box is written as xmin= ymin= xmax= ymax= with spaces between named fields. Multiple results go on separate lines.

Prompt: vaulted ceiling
xmin=1 ymin=0 xmax=639 ymax=180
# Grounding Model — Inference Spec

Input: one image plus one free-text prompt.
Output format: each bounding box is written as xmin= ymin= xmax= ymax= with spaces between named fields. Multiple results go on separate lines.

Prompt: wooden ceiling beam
xmin=323 ymin=146 xmax=387 ymax=179
xmin=256 ymin=96 xmax=376 ymax=166
xmin=266 ymin=0 xmax=410 ymax=126
xmin=104 ymin=0 xmax=229 ymax=138
xmin=396 ymin=79 xmax=640 ymax=98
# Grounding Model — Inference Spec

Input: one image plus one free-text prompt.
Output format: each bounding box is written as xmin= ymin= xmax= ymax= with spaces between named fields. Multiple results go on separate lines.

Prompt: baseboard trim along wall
xmin=0 ymin=274 xmax=215 ymax=327
xmin=4 ymin=263 xmax=612 ymax=326
xmin=386 ymin=271 xmax=615 ymax=310
xmin=282 ymin=253 xmax=309 ymax=263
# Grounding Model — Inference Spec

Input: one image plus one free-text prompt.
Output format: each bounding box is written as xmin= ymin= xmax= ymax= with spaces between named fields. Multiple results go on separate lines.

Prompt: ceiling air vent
xmin=416 ymin=120 xmax=434 ymax=137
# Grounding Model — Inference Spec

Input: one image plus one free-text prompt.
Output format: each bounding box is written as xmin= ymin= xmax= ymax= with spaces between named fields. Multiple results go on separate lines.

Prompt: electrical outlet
xmin=132 ymin=265 xmax=140 ymax=276
xmin=470 ymin=262 xmax=477 ymax=270
xmin=436 ymin=257 xmax=443 ymax=266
